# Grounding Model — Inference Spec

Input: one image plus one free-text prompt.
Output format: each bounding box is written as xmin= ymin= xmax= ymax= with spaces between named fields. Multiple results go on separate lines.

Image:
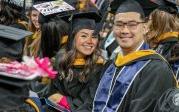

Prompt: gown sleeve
xmin=128 ymin=59 xmax=175 ymax=112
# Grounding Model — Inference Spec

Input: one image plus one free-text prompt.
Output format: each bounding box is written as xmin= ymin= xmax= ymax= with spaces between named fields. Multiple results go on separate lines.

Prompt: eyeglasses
xmin=114 ymin=21 xmax=145 ymax=30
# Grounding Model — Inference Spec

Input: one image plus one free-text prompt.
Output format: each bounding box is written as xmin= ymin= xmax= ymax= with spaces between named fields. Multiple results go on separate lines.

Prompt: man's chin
xmin=119 ymin=44 xmax=132 ymax=49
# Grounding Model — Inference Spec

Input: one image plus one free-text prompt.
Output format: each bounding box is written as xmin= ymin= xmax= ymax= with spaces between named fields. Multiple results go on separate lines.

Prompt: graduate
xmin=0 ymin=0 xmax=28 ymax=61
xmin=146 ymin=4 xmax=179 ymax=80
xmin=93 ymin=0 xmax=175 ymax=112
xmin=0 ymin=25 xmax=33 ymax=111
xmin=46 ymin=8 xmax=105 ymax=112
xmin=20 ymin=3 xmax=104 ymax=112
xmin=0 ymin=0 xmax=28 ymax=29
xmin=23 ymin=3 xmax=41 ymax=57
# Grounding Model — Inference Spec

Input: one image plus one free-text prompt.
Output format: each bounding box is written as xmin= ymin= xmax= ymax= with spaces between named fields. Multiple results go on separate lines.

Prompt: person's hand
xmin=48 ymin=93 xmax=64 ymax=103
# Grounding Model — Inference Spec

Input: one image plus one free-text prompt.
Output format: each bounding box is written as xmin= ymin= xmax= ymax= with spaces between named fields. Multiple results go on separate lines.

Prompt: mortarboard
xmin=164 ymin=0 xmax=178 ymax=8
xmin=0 ymin=24 xmax=33 ymax=41
xmin=137 ymin=0 xmax=178 ymax=16
xmin=110 ymin=0 xmax=166 ymax=17
xmin=136 ymin=0 xmax=165 ymax=16
xmin=33 ymin=0 xmax=74 ymax=57
xmin=1 ymin=0 xmax=28 ymax=21
xmin=33 ymin=0 xmax=75 ymax=24
xmin=115 ymin=0 xmax=145 ymax=17
xmin=1 ymin=0 xmax=26 ymax=11
xmin=71 ymin=11 xmax=101 ymax=30
xmin=0 ymin=25 xmax=33 ymax=60
xmin=109 ymin=0 xmax=125 ymax=14
xmin=157 ymin=0 xmax=179 ymax=14
xmin=66 ymin=8 xmax=102 ymax=51
xmin=28 ymin=0 xmax=56 ymax=19
xmin=70 ymin=5 xmax=102 ymax=32
xmin=33 ymin=0 xmax=54 ymax=3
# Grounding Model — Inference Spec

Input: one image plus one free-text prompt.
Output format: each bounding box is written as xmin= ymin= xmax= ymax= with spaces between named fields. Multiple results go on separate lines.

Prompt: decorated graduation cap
xmin=66 ymin=8 xmax=102 ymax=51
xmin=33 ymin=0 xmax=75 ymax=24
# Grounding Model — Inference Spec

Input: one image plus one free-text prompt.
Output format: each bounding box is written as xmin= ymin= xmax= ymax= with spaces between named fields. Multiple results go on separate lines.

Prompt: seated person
xmin=0 ymin=0 xmax=28 ymax=61
xmin=93 ymin=1 xmax=175 ymax=112
xmin=47 ymin=10 xmax=105 ymax=112
xmin=146 ymin=5 xmax=179 ymax=80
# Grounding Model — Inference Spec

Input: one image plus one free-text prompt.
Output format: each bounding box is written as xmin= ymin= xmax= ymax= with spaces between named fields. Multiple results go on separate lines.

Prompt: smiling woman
xmin=46 ymin=9 xmax=105 ymax=112
xmin=74 ymin=29 xmax=98 ymax=57
xmin=23 ymin=2 xmax=41 ymax=57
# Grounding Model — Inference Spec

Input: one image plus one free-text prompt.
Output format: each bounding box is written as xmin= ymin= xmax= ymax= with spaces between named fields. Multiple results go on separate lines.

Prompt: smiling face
xmin=113 ymin=12 xmax=145 ymax=55
xmin=74 ymin=29 xmax=98 ymax=58
xmin=30 ymin=10 xmax=40 ymax=29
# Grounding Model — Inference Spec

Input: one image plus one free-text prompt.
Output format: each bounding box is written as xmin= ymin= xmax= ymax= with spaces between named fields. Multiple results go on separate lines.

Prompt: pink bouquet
xmin=0 ymin=56 xmax=57 ymax=80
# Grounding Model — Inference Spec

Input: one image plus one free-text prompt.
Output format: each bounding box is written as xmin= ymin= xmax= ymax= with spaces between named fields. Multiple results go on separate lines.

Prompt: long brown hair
xmin=146 ymin=9 xmax=179 ymax=47
xmin=56 ymin=28 xmax=102 ymax=83
xmin=27 ymin=7 xmax=39 ymax=32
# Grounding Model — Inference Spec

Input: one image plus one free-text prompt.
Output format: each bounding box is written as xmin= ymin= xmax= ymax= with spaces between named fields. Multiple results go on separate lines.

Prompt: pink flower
xmin=35 ymin=57 xmax=57 ymax=79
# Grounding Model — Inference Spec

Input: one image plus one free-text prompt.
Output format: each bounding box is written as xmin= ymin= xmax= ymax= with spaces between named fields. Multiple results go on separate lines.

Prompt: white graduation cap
xmin=33 ymin=0 xmax=75 ymax=16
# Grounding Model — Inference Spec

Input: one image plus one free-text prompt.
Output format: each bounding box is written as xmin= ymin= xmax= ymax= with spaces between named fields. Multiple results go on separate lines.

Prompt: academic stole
xmin=93 ymin=60 xmax=151 ymax=112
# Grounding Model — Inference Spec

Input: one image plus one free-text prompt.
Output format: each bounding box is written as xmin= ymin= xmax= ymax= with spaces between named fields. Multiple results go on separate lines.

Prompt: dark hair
xmin=41 ymin=19 xmax=69 ymax=58
xmin=0 ymin=1 xmax=26 ymax=25
xmin=56 ymin=27 xmax=102 ymax=82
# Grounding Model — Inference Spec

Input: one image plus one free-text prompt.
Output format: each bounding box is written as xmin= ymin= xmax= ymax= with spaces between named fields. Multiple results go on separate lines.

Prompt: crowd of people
xmin=0 ymin=0 xmax=179 ymax=112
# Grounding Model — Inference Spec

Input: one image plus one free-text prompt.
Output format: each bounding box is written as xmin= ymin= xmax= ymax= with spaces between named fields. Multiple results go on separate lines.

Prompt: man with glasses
xmin=93 ymin=0 xmax=175 ymax=112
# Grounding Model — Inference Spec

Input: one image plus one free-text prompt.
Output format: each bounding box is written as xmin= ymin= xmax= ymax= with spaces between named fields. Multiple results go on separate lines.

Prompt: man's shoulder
xmin=140 ymin=54 xmax=174 ymax=80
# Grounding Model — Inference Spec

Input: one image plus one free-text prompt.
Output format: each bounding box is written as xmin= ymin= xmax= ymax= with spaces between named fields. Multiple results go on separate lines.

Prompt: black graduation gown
xmin=50 ymin=63 xmax=104 ymax=112
xmin=155 ymin=37 xmax=178 ymax=61
xmin=0 ymin=23 xmax=30 ymax=111
xmin=0 ymin=23 xmax=26 ymax=61
xmin=154 ymin=32 xmax=179 ymax=79
xmin=0 ymin=75 xmax=30 ymax=111
xmin=99 ymin=54 xmax=175 ymax=112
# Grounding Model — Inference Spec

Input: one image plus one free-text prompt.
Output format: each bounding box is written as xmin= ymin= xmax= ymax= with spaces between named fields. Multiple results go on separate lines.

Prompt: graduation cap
xmin=136 ymin=0 xmax=165 ymax=16
xmin=66 ymin=9 xmax=102 ymax=51
xmin=157 ymin=0 xmax=178 ymax=14
xmin=0 ymin=24 xmax=33 ymax=41
xmin=115 ymin=0 xmax=145 ymax=17
xmin=28 ymin=0 xmax=55 ymax=20
xmin=110 ymin=0 xmax=166 ymax=17
xmin=109 ymin=0 xmax=125 ymax=14
xmin=33 ymin=0 xmax=54 ymax=3
xmin=0 ymin=25 xmax=33 ymax=60
xmin=33 ymin=0 xmax=75 ymax=16
xmin=34 ymin=0 xmax=75 ymax=24
xmin=1 ymin=0 xmax=26 ymax=11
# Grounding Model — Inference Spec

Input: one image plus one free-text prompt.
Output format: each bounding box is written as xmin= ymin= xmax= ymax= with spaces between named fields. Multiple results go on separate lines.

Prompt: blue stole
xmin=93 ymin=43 xmax=151 ymax=112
